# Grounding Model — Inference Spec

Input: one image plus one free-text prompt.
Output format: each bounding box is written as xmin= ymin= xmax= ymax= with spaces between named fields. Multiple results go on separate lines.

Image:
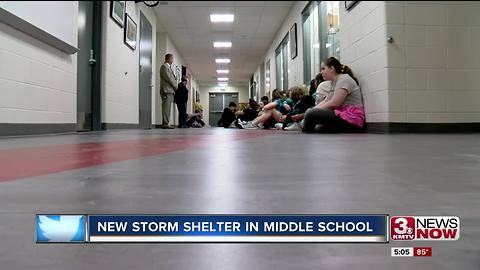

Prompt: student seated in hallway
xmin=238 ymin=88 xmax=296 ymax=129
xmin=186 ymin=103 xmax=205 ymax=128
xmin=256 ymin=96 xmax=269 ymax=112
xmin=281 ymin=77 xmax=330 ymax=131
xmin=315 ymin=80 xmax=332 ymax=104
xmin=281 ymin=87 xmax=316 ymax=131
xmin=235 ymin=98 xmax=260 ymax=126
xmin=309 ymin=73 xmax=325 ymax=97
xmin=302 ymin=57 xmax=365 ymax=133
xmin=260 ymin=95 xmax=269 ymax=105
xmin=218 ymin=102 xmax=238 ymax=128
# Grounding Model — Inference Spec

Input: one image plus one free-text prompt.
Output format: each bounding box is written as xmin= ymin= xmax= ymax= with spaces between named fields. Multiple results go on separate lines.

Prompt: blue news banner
xmin=36 ymin=215 xmax=388 ymax=243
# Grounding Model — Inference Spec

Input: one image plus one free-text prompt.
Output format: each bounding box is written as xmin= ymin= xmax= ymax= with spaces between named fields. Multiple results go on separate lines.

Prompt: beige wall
xmin=341 ymin=1 xmax=391 ymax=123
xmin=101 ymin=1 xmax=157 ymax=125
xmin=0 ymin=2 xmax=78 ymax=124
xmin=386 ymin=1 xmax=480 ymax=123
xmin=342 ymin=1 xmax=480 ymax=123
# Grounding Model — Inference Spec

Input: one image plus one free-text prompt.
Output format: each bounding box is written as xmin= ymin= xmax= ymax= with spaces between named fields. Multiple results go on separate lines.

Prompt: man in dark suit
xmin=175 ymin=76 xmax=189 ymax=128
xmin=160 ymin=53 xmax=178 ymax=129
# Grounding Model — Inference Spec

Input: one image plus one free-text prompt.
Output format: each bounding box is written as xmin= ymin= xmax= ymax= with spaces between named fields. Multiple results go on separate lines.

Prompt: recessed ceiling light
xmin=217 ymin=69 xmax=229 ymax=74
xmin=213 ymin=41 xmax=232 ymax=48
xmin=218 ymin=77 xmax=229 ymax=81
xmin=215 ymin=58 xmax=230 ymax=64
xmin=210 ymin=14 xmax=234 ymax=23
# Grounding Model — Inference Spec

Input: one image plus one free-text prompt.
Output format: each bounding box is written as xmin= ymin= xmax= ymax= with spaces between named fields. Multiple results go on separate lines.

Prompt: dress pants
xmin=161 ymin=92 xmax=174 ymax=126
xmin=177 ymin=102 xmax=187 ymax=127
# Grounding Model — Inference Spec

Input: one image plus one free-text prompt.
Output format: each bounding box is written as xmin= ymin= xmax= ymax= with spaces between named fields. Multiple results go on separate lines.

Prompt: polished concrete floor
xmin=0 ymin=128 xmax=479 ymax=269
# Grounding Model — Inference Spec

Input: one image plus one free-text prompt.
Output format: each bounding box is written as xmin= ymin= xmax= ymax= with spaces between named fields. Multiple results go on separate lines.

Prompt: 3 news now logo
xmin=390 ymin=216 xmax=460 ymax=241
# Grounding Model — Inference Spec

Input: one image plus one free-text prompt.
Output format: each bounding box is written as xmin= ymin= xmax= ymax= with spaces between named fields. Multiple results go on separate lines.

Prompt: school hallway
xmin=0 ymin=128 xmax=479 ymax=269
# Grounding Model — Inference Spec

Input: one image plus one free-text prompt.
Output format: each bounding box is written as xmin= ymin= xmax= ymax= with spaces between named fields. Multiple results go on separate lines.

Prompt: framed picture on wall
xmin=110 ymin=1 xmax=126 ymax=27
xmin=289 ymin=23 xmax=297 ymax=59
xmin=345 ymin=1 xmax=359 ymax=11
xmin=124 ymin=14 xmax=137 ymax=50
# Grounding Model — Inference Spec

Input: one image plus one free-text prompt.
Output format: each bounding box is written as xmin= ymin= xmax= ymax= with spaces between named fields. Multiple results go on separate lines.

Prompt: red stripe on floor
xmin=0 ymin=131 xmax=271 ymax=182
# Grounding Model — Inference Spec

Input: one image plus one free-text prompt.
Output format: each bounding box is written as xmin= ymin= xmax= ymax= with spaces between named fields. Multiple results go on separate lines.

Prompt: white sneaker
xmin=284 ymin=122 xmax=300 ymax=131
xmin=241 ymin=121 xmax=259 ymax=129
xmin=298 ymin=119 xmax=304 ymax=129
xmin=274 ymin=123 xmax=283 ymax=130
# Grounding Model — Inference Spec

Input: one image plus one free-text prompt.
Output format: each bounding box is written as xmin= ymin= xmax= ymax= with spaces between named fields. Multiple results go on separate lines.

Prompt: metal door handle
xmin=89 ymin=49 xmax=96 ymax=65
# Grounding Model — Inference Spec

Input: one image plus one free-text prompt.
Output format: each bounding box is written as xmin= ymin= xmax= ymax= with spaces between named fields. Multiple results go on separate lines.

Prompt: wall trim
xmin=0 ymin=123 xmax=76 ymax=136
xmin=367 ymin=122 xmax=480 ymax=133
xmin=101 ymin=123 xmax=140 ymax=130
xmin=0 ymin=6 xmax=78 ymax=54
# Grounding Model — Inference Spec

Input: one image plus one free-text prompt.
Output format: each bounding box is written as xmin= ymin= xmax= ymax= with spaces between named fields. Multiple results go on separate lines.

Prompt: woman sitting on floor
xmin=302 ymin=56 xmax=365 ymax=133
xmin=218 ymin=102 xmax=238 ymax=128
xmin=238 ymin=89 xmax=293 ymax=129
xmin=282 ymin=88 xmax=316 ymax=131
xmin=235 ymin=98 xmax=260 ymax=124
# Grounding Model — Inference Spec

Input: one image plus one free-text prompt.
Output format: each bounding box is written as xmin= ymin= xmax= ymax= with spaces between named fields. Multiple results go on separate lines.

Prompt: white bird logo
xmin=38 ymin=216 xmax=82 ymax=242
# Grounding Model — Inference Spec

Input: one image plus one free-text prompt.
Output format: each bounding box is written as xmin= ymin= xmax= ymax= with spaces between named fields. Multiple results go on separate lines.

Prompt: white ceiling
xmin=153 ymin=1 xmax=294 ymax=86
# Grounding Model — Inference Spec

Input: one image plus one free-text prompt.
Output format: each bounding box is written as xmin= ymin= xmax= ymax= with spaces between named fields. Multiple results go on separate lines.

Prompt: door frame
xmin=208 ymin=92 xmax=239 ymax=127
xmin=91 ymin=1 xmax=102 ymax=131
xmin=138 ymin=11 xmax=153 ymax=129
xmin=209 ymin=92 xmax=240 ymax=108
xmin=208 ymin=91 xmax=240 ymax=126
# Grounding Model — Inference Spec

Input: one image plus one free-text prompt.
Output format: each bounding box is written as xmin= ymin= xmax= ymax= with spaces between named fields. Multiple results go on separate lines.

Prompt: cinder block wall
xmin=342 ymin=1 xmax=480 ymax=131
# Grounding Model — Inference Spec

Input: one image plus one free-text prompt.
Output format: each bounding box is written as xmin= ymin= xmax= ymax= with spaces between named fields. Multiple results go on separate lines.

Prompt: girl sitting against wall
xmin=302 ymin=57 xmax=365 ymax=133
xmin=309 ymin=73 xmax=325 ymax=97
xmin=238 ymin=89 xmax=290 ymax=129
xmin=280 ymin=75 xmax=326 ymax=131
xmin=282 ymin=89 xmax=316 ymax=131
xmin=235 ymin=98 xmax=260 ymax=123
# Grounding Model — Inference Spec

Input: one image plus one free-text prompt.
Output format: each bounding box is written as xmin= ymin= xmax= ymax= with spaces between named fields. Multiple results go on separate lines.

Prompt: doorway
xmin=209 ymin=92 xmax=239 ymax=127
xmin=76 ymin=1 xmax=101 ymax=131
xmin=139 ymin=12 xmax=153 ymax=129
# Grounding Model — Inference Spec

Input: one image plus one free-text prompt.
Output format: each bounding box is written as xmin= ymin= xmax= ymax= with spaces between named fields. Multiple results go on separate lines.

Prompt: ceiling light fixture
xmin=215 ymin=58 xmax=230 ymax=64
xmin=213 ymin=41 xmax=232 ymax=48
xmin=210 ymin=14 xmax=234 ymax=23
xmin=218 ymin=77 xmax=229 ymax=81
xmin=217 ymin=69 xmax=229 ymax=74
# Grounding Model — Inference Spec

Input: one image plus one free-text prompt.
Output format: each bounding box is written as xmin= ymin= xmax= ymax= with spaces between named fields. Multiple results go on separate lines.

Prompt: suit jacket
xmin=175 ymin=82 xmax=188 ymax=104
xmin=160 ymin=63 xmax=177 ymax=95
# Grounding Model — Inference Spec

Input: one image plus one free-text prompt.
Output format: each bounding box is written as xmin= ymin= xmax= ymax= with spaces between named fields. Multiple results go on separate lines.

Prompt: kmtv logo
xmin=391 ymin=216 xmax=460 ymax=241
